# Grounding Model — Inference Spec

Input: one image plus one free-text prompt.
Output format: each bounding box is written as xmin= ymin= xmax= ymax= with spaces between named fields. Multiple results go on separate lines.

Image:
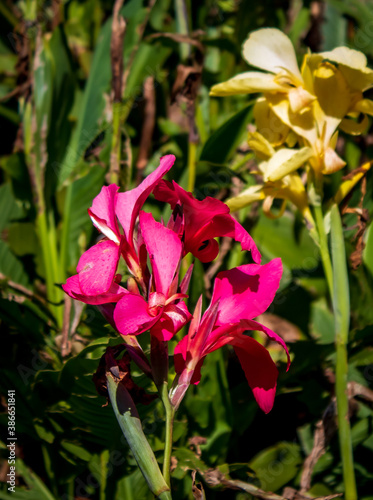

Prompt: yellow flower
xmin=227 ymin=131 xmax=315 ymax=228
xmin=211 ymin=28 xmax=373 ymax=175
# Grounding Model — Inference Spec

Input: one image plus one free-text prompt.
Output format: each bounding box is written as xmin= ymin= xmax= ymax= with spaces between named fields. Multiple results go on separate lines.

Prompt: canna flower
xmin=226 ymin=132 xmax=315 ymax=226
xmin=113 ymin=212 xmax=192 ymax=341
xmin=153 ymin=180 xmax=261 ymax=263
xmin=210 ymin=28 xmax=373 ymax=175
xmin=62 ymin=155 xmax=176 ymax=303
xmin=171 ymin=259 xmax=290 ymax=413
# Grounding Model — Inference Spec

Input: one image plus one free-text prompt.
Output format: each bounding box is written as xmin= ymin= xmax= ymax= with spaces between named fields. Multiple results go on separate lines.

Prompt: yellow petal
xmin=253 ymin=97 xmax=290 ymax=146
xmin=339 ymin=114 xmax=369 ymax=135
xmin=333 ymin=161 xmax=372 ymax=205
xmin=321 ymin=147 xmax=346 ymax=174
xmin=354 ymin=98 xmax=373 ymax=116
xmin=288 ymin=86 xmax=316 ymax=114
xmin=263 ymin=195 xmax=287 ymax=219
xmin=264 ymin=147 xmax=313 ymax=182
xmin=226 ymin=185 xmax=265 ymax=212
xmin=319 ymin=47 xmax=373 ymax=92
xmin=242 ymin=28 xmax=302 ymax=83
xmin=313 ymin=62 xmax=350 ymax=119
xmin=247 ymin=131 xmax=275 ymax=160
xmin=266 ymin=93 xmax=318 ymax=145
xmin=209 ymin=71 xmax=286 ymax=96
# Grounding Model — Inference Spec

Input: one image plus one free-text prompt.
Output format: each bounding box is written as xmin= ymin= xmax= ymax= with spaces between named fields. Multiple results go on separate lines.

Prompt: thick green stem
xmin=160 ymin=382 xmax=175 ymax=488
xmin=330 ymin=204 xmax=357 ymax=500
xmin=107 ymin=375 xmax=171 ymax=499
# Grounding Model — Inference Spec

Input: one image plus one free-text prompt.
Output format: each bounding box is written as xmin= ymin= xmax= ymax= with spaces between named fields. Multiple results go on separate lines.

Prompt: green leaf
xmin=45 ymin=25 xmax=76 ymax=198
xmin=0 ymin=240 xmax=29 ymax=286
xmin=363 ymin=223 xmax=373 ymax=277
xmin=252 ymin=212 xmax=319 ymax=270
xmin=0 ymin=183 xmax=24 ymax=232
xmin=57 ymin=18 xmax=112 ymax=186
xmin=0 ymin=460 xmax=56 ymax=500
xmin=199 ymin=105 xmax=252 ymax=165
xmin=7 ymin=223 xmax=38 ymax=256
xmin=59 ymin=165 xmax=106 ymax=271
xmin=249 ymin=442 xmax=302 ymax=492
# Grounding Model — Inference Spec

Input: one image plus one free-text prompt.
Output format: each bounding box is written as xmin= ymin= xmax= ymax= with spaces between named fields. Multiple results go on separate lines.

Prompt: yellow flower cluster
xmin=210 ymin=28 xmax=373 ymax=220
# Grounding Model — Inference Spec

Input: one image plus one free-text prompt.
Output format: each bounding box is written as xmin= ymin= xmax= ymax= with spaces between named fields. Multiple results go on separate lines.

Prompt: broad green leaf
xmin=124 ymin=42 xmax=172 ymax=99
xmin=252 ymin=212 xmax=319 ymax=270
xmin=57 ymin=18 xmax=112 ymax=186
xmin=310 ymin=298 xmax=335 ymax=344
xmin=7 ymin=223 xmax=38 ymax=256
xmin=61 ymin=441 xmax=92 ymax=462
xmin=0 ymin=183 xmax=24 ymax=232
xmin=45 ymin=25 xmax=76 ymax=197
xmin=249 ymin=442 xmax=302 ymax=492
xmin=199 ymin=105 xmax=252 ymax=165
xmin=321 ymin=3 xmax=347 ymax=50
xmin=0 ymin=240 xmax=29 ymax=286
xmin=59 ymin=165 xmax=106 ymax=271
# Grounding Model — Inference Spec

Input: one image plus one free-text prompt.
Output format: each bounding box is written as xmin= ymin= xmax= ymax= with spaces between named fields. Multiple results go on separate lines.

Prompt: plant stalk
xmin=187 ymin=140 xmax=197 ymax=193
xmin=160 ymin=382 xmax=175 ymax=488
xmin=107 ymin=374 xmax=172 ymax=499
xmin=312 ymin=175 xmax=333 ymax=299
xmin=330 ymin=204 xmax=357 ymax=500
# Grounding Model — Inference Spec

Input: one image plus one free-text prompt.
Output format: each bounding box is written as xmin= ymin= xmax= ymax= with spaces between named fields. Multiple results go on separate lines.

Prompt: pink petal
xmin=139 ymin=211 xmax=182 ymax=297
xmin=231 ymin=335 xmax=279 ymax=414
xmin=241 ymin=319 xmax=291 ymax=371
xmin=154 ymin=180 xmax=229 ymax=226
xmin=194 ymin=214 xmax=261 ymax=264
xmin=114 ymin=293 xmax=160 ymax=336
xmin=88 ymin=184 xmax=120 ymax=244
xmin=154 ymin=180 xmax=261 ymax=263
xmin=150 ymin=302 xmax=192 ymax=341
xmin=202 ymin=328 xmax=279 ymax=413
xmin=174 ymin=335 xmax=189 ymax=373
xmin=115 ymin=155 xmax=175 ymax=242
xmin=62 ymin=274 xmax=127 ymax=304
xmin=211 ymin=258 xmax=282 ymax=325
xmin=77 ymin=240 xmax=121 ymax=295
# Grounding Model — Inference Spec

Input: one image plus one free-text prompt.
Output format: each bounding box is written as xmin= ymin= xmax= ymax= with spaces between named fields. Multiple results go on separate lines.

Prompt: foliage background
xmin=0 ymin=0 xmax=373 ymax=498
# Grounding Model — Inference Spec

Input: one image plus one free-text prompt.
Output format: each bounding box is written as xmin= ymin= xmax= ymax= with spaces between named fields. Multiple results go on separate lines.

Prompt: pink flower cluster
xmin=63 ymin=155 xmax=290 ymax=413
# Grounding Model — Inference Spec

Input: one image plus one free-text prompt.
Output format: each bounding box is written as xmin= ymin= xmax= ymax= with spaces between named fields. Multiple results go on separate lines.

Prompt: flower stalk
xmin=106 ymin=374 xmax=172 ymax=499
xmin=313 ymin=174 xmax=333 ymax=299
xmin=330 ymin=204 xmax=357 ymax=500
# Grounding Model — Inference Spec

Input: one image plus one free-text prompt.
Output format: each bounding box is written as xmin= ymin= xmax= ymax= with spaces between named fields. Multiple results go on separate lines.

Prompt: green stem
xmin=330 ymin=204 xmax=357 ymax=500
xmin=160 ymin=382 xmax=175 ymax=488
xmin=314 ymin=203 xmax=333 ymax=299
xmin=187 ymin=141 xmax=197 ymax=193
xmin=60 ymin=184 xmax=72 ymax=277
xmin=107 ymin=375 xmax=171 ymax=499
xmin=109 ymin=101 xmax=122 ymax=186
xmin=174 ymin=0 xmax=190 ymax=61
xmin=312 ymin=175 xmax=333 ymax=299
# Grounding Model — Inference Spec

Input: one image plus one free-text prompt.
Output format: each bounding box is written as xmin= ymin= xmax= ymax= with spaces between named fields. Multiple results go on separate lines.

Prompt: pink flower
xmin=62 ymin=155 xmax=175 ymax=303
xmin=171 ymin=259 xmax=290 ymax=413
xmin=113 ymin=212 xmax=192 ymax=341
xmin=153 ymin=180 xmax=261 ymax=263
